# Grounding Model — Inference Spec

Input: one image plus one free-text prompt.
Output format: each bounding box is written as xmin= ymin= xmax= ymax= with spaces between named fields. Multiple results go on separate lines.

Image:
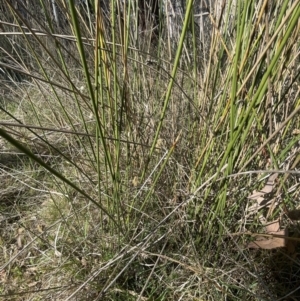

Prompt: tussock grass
xmin=0 ymin=0 xmax=299 ymax=300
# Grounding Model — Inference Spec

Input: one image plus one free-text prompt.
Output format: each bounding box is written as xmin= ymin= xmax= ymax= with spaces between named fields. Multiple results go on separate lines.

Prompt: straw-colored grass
xmin=0 ymin=0 xmax=299 ymax=300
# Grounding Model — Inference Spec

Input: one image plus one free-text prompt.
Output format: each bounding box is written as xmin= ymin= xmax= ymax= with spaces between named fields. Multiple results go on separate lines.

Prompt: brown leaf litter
xmin=246 ymin=173 xmax=300 ymax=252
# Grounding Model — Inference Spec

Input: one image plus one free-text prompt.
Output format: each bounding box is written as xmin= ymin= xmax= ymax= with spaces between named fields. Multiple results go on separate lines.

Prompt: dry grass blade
xmin=0 ymin=0 xmax=299 ymax=300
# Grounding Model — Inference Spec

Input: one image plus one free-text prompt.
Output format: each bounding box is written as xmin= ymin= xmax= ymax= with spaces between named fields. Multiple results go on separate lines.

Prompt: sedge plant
xmin=0 ymin=0 xmax=299 ymax=300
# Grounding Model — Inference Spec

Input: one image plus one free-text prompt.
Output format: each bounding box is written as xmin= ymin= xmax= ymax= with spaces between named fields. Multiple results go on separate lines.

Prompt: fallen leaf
xmin=265 ymin=221 xmax=280 ymax=233
xmin=248 ymin=173 xmax=278 ymax=204
xmin=248 ymin=193 xmax=265 ymax=203
xmin=248 ymin=229 xmax=287 ymax=249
